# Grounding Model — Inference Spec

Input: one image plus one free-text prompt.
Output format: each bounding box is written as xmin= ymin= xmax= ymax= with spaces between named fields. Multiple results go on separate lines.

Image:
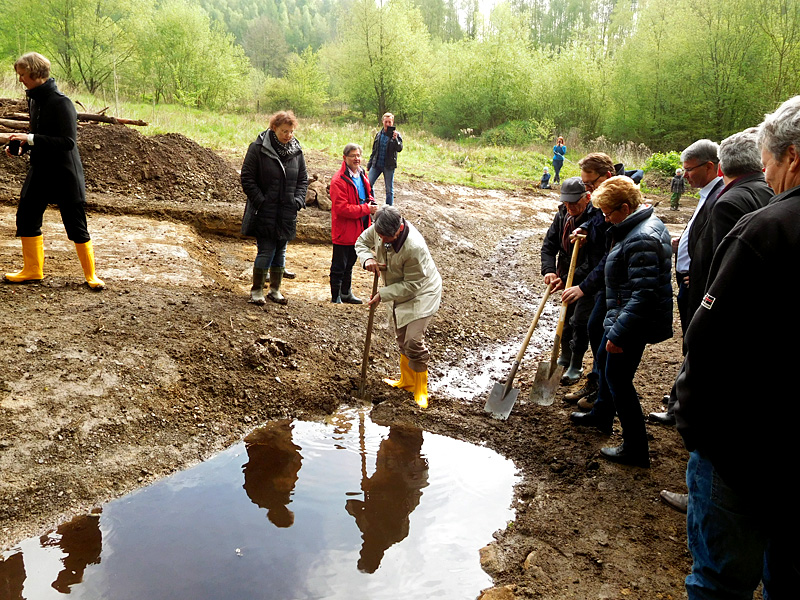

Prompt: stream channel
xmin=1 ymin=407 xmax=518 ymax=599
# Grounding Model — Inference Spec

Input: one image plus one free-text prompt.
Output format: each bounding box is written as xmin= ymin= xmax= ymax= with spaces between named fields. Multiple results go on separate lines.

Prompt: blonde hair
xmin=382 ymin=112 xmax=394 ymax=120
xmin=592 ymin=176 xmax=642 ymax=213
xmin=14 ymin=52 xmax=50 ymax=79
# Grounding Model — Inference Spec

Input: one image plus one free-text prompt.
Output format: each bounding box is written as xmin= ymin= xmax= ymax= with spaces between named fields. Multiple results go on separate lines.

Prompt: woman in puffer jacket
xmin=240 ymin=111 xmax=308 ymax=305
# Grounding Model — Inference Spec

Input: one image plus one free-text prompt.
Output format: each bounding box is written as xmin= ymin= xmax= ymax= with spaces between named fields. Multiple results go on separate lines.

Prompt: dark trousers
xmin=553 ymin=160 xmax=564 ymax=183
xmin=586 ymin=291 xmax=606 ymax=384
xmin=676 ymin=271 xmax=690 ymax=335
xmin=590 ymin=331 xmax=648 ymax=451
xmin=330 ymin=244 xmax=357 ymax=296
xmin=568 ymin=292 xmax=594 ymax=355
xmin=17 ymin=198 xmax=90 ymax=243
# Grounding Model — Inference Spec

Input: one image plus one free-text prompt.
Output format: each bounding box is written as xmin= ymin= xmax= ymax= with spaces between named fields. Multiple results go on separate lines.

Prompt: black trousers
xmin=330 ymin=244 xmax=357 ymax=295
xmin=17 ymin=198 xmax=90 ymax=243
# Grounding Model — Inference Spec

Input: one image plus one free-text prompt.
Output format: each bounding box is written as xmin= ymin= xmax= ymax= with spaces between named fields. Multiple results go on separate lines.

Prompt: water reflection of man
xmin=40 ymin=512 xmax=102 ymax=593
xmin=346 ymin=426 xmax=429 ymax=573
xmin=0 ymin=551 xmax=26 ymax=600
xmin=242 ymin=420 xmax=303 ymax=528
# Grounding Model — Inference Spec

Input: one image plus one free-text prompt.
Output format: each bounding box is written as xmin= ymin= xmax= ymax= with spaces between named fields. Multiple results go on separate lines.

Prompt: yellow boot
xmin=74 ymin=240 xmax=105 ymax=289
xmin=383 ymin=355 xmax=415 ymax=391
xmin=5 ymin=235 xmax=44 ymax=282
xmin=412 ymin=369 xmax=429 ymax=409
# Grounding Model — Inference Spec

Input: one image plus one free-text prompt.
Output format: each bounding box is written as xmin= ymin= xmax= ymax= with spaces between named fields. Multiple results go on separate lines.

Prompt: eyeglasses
xmin=582 ymin=173 xmax=603 ymax=191
xmin=683 ymin=161 xmax=711 ymax=174
xmin=602 ymin=206 xmax=622 ymax=220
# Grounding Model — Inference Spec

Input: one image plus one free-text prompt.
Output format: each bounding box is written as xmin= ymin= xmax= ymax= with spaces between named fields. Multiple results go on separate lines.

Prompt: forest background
xmin=0 ymin=0 xmax=798 ymax=157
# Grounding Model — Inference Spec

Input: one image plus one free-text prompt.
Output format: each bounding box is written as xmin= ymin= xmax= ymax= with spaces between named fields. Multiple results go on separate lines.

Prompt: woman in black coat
xmin=3 ymin=52 xmax=104 ymax=288
xmin=240 ymin=111 xmax=308 ymax=305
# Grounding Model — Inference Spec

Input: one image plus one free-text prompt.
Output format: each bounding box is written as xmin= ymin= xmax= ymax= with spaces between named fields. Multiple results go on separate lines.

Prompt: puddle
xmin=1 ymin=408 xmax=518 ymax=599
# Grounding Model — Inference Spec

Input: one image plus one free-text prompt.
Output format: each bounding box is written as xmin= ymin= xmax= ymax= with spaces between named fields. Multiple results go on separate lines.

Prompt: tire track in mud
xmin=430 ymin=229 xmax=561 ymax=403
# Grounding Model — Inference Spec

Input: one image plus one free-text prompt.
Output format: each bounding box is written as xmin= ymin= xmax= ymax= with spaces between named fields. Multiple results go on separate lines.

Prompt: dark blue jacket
xmin=603 ymin=206 xmax=673 ymax=347
xmin=541 ymin=203 xmax=600 ymax=284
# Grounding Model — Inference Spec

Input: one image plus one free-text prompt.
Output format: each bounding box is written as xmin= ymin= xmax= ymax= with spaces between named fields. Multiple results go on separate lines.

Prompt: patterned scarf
xmin=269 ymin=129 xmax=302 ymax=158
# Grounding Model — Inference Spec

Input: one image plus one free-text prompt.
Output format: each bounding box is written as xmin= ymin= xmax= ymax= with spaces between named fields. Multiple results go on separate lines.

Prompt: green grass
xmin=0 ymin=77 xmax=587 ymax=190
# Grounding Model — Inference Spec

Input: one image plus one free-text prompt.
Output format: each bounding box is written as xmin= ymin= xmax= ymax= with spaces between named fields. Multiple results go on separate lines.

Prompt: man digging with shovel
xmin=355 ymin=205 xmax=442 ymax=409
xmin=540 ymin=177 xmax=601 ymax=387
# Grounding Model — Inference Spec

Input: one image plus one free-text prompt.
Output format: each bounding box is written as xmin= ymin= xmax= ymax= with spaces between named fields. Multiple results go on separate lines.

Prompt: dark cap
xmin=560 ymin=177 xmax=586 ymax=203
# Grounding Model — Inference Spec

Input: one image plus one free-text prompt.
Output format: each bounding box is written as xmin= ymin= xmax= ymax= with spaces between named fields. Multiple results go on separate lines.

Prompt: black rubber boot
xmin=267 ymin=268 xmax=287 ymax=305
xmin=249 ymin=267 xmax=268 ymax=305
xmin=561 ymin=350 xmax=585 ymax=385
xmin=340 ymin=289 xmax=362 ymax=304
xmin=331 ymin=282 xmax=342 ymax=303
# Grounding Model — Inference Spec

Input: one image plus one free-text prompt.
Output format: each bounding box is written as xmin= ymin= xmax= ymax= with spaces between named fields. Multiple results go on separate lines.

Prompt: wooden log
xmin=76 ymin=113 xmax=148 ymax=126
xmin=0 ymin=118 xmax=28 ymax=130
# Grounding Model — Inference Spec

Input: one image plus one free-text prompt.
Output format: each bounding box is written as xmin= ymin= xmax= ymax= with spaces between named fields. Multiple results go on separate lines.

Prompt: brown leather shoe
xmin=564 ymin=379 xmax=598 ymax=403
xmin=659 ymin=490 xmax=688 ymax=513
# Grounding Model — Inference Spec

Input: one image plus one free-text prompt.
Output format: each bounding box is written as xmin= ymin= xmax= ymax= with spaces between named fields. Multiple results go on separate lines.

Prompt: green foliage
xmin=644 ymin=151 xmax=682 ymax=177
xmin=261 ymin=47 xmax=329 ymax=115
xmin=480 ymin=118 xmax=556 ymax=146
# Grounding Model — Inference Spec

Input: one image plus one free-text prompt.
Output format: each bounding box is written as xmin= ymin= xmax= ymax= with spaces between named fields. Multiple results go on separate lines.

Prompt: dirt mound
xmin=78 ymin=124 xmax=245 ymax=204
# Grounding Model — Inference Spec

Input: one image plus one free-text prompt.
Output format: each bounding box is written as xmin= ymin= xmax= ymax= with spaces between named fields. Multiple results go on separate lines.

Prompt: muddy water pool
xmin=1 ymin=408 xmax=518 ymax=599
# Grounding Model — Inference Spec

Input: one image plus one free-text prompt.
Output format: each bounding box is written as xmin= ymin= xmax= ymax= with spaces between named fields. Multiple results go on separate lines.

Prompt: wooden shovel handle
xmin=549 ymin=235 xmax=584 ymax=366
xmin=358 ymin=270 xmax=382 ymax=399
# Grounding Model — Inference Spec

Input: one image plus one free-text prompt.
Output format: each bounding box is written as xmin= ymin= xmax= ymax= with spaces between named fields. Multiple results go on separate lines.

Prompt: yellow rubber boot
xmin=74 ymin=240 xmax=105 ymax=289
xmin=5 ymin=235 xmax=44 ymax=282
xmin=383 ymin=355 xmax=415 ymax=391
xmin=412 ymin=369 xmax=429 ymax=409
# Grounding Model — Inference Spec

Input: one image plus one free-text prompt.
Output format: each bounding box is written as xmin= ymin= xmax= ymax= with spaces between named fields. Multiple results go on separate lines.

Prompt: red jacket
xmin=330 ymin=161 xmax=374 ymax=245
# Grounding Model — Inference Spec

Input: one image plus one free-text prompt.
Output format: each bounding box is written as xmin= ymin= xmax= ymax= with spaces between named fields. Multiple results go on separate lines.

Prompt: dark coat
xmin=21 ymin=78 xmax=85 ymax=205
xmin=675 ymin=185 xmax=800 ymax=507
xmin=687 ymin=172 xmax=772 ymax=315
xmin=240 ymin=131 xmax=308 ymax=241
xmin=576 ymin=207 xmax=611 ymax=297
xmin=367 ymin=129 xmax=403 ymax=170
xmin=603 ymin=206 xmax=673 ymax=347
xmin=541 ymin=203 xmax=600 ymax=284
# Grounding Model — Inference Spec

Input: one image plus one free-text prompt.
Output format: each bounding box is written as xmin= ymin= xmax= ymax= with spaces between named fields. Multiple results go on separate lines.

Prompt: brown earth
xmin=0 ymin=119 xmax=698 ymax=598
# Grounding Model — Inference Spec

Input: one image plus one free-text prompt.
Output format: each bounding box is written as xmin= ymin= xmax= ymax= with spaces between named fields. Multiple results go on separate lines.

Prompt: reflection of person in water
xmin=242 ymin=420 xmax=303 ymax=528
xmin=346 ymin=426 xmax=429 ymax=573
xmin=0 ymin=551 xmax=26 ymax=600
xmin=39 ymin=512 xmax=102 ymax=593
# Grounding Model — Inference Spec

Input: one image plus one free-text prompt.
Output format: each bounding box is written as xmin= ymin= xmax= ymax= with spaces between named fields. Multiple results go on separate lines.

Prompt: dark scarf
xmin=268 ymin=129 xmax=302 ymax=159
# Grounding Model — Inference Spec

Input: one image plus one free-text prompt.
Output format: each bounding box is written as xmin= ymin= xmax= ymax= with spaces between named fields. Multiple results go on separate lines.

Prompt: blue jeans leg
xmin=588 ymin=332 xmax=615 ymax=428
xmin=369 ymin=166 xmax=395 ymax=205
xmin=586 ymin=292 xmax=605 ymax=384
xmin=685 ymin=451 xmax=767 ymax=600
xmin=255 ymin=237 xmax=287 ymax=270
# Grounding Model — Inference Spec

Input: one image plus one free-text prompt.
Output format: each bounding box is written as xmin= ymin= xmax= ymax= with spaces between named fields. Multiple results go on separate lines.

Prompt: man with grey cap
xmin=541 ymin=176 xmax=603 ymax=385
xmin=355 ymin=205 xmax=441 ymax=409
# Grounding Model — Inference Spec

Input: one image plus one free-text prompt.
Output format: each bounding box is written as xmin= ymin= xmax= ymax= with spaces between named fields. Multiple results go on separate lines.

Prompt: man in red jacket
xmin=329 ymin=143 xmax=377 ymax=303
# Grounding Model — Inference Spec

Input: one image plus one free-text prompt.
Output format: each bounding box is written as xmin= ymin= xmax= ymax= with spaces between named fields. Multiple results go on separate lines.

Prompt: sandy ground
xmin=0 ymin=122 xmax=699 ymax=599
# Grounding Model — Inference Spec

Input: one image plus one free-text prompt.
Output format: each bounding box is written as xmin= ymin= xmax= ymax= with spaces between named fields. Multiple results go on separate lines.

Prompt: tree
xmin=324 ymin=0 xmax=433 ymax=119
xmin=243 ymin=15 xmax=291 ymax=77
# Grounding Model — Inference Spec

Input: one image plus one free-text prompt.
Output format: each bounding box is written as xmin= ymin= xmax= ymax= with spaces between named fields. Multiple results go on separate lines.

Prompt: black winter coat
xmin=675 ymin=185 xmax=800 ymax=508
xmin=367 ymin=129 xmax=403 ymax=170
xmin=21 ymin=78 xmax=85 ymax=205
xmin=241 ymin=131 xmax=308 ymax=241
xmin=687 ymin=173 xmax=772 ymax=317
xmin=603 ymin=206 xmax=673 ymax=347
xmin=541 ymin=203 xmax=600 ymax=284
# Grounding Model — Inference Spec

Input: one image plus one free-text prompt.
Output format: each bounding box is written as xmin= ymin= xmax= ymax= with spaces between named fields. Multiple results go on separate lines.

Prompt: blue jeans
xmin=552 ymin=159 xmax=564 ymax=183
xmin=685 ymin=452 xmax=799 ymax=599
xmin=589 ymin=331 xmax=647 ymax=451
xmin=255 ymin=237 xmax=287 ymax=270
xmin=586 ymin=291 xmax=606 ymax=384
xmin=369 ymin=165 xmax=395 ymax=205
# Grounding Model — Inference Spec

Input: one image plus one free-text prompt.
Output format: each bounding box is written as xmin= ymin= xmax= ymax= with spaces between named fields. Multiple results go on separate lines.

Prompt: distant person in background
xmin=540 ymin=166 xmax=552 ymax=189
xmin=240 ymin=110 xmax=308 ymax=305
xmin=552 ymin=136 xmax=567 ymax=184
xmin=329 ymin=143 xmax=377 ymax=304
xmin=3 ymin=52 xmax=104 ymax=289
xmin=670 ymin=168 xmax=685 ymax=210
xmin=367 ymin=112 xmax=403 ymax=206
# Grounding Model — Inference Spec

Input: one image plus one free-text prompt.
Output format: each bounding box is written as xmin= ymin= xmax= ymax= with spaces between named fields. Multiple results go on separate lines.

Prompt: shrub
xmin=480 ymin=118 xmax=556 ymax=146
xmin=645 ymin=151 xmax=682 ymax=176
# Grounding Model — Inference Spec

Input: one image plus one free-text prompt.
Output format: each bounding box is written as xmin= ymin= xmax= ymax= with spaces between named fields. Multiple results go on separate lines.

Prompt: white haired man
xmin=674 ymin=95 xmax=800 ymax=598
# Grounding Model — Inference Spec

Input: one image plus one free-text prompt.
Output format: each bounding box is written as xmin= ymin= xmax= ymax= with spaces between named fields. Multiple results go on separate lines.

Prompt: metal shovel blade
xmin=529 ymin=361 xmax=563 ymax=406
xmin=484 ymin=383 xmax=520 ymax=420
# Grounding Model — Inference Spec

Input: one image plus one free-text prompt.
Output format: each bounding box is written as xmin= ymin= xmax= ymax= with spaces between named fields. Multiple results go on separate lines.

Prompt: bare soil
xmin=0 ymin=120 xmax=697 ymax=598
